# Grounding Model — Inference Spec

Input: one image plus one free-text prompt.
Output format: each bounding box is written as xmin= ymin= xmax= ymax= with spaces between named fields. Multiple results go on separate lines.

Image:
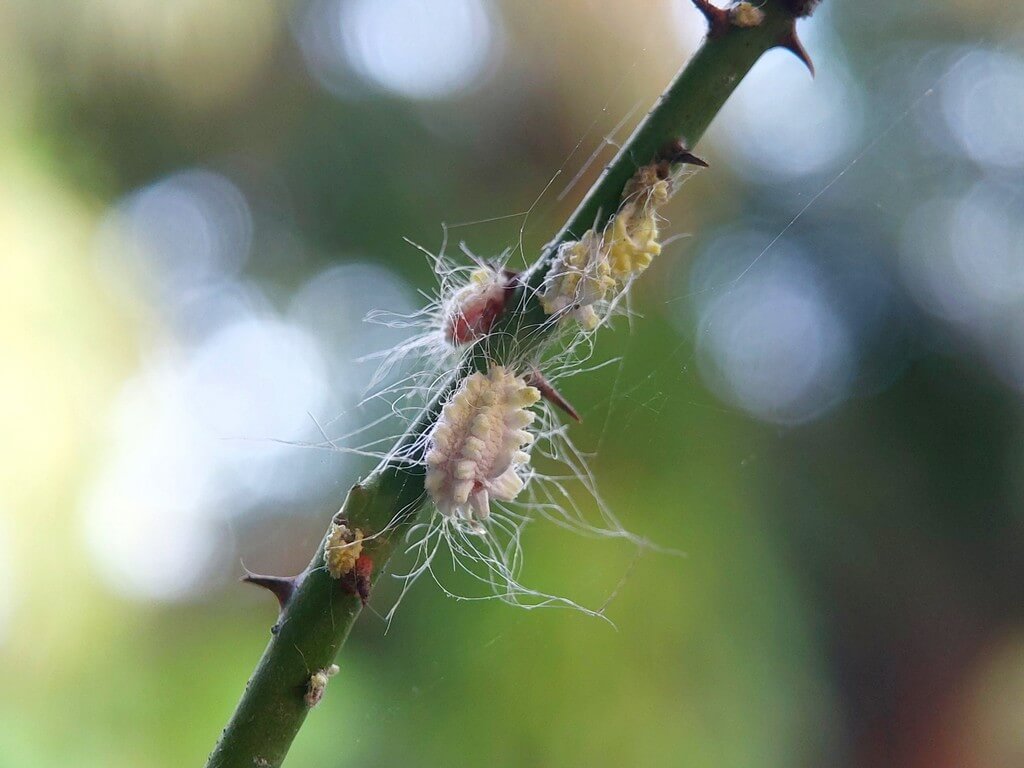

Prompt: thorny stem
xmin=206 ymin=3 xmax=817 ymax=766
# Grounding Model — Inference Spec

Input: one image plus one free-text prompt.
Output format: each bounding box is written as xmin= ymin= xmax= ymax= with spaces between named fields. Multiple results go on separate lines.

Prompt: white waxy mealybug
xmin=443 ymin=266 xmax=510 ymax=345
xmin=425 ymin=366 xmax=540 ymax=529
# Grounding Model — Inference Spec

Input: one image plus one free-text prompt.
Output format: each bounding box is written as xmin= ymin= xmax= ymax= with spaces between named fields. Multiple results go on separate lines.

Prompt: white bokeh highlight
xmin=96 ymin=168 xmax=252 ymax=305
xmin=86 ymin=171 xmax=418 ymax=601
xmin=685 ymin=232 xmax=855 ymax=425
xmin=900 ymin=180 xmax=1024 ymax=393
xmin=900 ymin=182 xmax=1024 ymax=326
xmin=288 ymin=261 xmax=417 ymax=396
xmin=295 ymin=0 xmax=500 ymax=100
xmin=711 ymin=10 xmax=864 ymax=180
xmin=942 ymin=48 xmax=1024 ymax=171
xmin=80 ymin=319 xmax=331 ymax=602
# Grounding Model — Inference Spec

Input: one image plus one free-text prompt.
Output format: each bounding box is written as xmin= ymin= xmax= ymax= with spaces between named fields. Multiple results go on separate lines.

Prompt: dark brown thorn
xmin=779 ymin=26 xmax=815 ymax=77
xmin=527 ymin=370 xmax=581 ymax=422
xmin=689 ymin=0 xmax=729 ymax=36
xmin=658 ymin=139 xmax=709 ymax=169
xmin=241 ymin=570 xmax=303 ymax=611
xmin=675 ymin=150 xmax=709 ymax=168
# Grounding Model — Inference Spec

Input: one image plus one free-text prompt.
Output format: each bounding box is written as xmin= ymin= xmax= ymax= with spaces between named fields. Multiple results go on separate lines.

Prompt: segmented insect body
xmin=605 ymin=165 xmax=670 ymax=281
xmin=424 ymin=366 xmax=540 ymax=529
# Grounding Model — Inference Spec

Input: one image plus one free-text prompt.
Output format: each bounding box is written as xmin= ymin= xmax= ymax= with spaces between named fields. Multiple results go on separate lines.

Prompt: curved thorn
xmin=780 ymin=27 xmax=815 ymax=77
xmin=527 ymin=370 xmax=581 ymax=422
xmin=659 ymin=139 xmax=710 ymax=169
xmin=675 ymin=150 xmax=709 ymax=168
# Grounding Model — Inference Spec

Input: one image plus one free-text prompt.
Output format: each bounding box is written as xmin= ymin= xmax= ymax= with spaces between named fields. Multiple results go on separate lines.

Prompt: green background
xmin=2 ymin=1 xmax=1022 ymax=766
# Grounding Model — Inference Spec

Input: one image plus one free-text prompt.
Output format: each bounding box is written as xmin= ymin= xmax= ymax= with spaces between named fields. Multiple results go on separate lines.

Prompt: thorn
xmin=779 ymin=26 xmax=815 ymax=77
xmin=527 ymin=370 xmax=581 ymax=422
xmin=689 ymin=0 xmax=729 ymax=36
xmin=658 ymin=139 xmax=709 ymax=169
xmin=241 ymin=570 xmax=303 ymax=611
xmin=673 ymin=150 xmax=709 ymax=169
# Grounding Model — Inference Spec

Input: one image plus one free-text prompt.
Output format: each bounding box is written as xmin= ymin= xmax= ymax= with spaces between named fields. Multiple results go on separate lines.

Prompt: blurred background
xmin=3 ymin=0 xmax=1024 ymax=765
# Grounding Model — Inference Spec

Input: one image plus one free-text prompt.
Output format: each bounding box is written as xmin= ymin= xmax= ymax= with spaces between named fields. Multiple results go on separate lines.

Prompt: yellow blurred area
xmin=23 ymin=0 xmax=281 ymax=110
xmin=0 ymin=153 xmax=115 ymax=522
xmin=0 ymin=151 xmax=135 ymax=763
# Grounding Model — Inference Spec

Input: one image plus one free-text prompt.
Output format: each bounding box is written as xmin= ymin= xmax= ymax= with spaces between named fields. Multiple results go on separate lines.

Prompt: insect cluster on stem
xmin=372 ymin=153 xmax=704 ymax=615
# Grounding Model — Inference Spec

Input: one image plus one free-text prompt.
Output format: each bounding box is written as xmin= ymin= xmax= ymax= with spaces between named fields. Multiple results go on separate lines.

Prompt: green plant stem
xmin=206 ymin=5 xmax=809 ymax=766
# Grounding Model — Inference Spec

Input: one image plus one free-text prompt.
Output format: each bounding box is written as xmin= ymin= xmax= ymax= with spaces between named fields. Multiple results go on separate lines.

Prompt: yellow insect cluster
xmin=324 ymin=523 xmax=363 ymax=578
xmin=541 ymin=163 xmax=672 ymax=328
xmin=425 ymin=365 xmax=540 ymax=529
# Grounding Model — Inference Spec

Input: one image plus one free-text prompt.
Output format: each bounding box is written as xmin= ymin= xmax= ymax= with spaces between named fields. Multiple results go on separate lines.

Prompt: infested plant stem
xmin=206 ymin=3 xmax=818 ymax=766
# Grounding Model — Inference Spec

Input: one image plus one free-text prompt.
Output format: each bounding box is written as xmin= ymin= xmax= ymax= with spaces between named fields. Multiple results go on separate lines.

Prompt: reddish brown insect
xmin=443 ymin=268 xmax=518 ymax=345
